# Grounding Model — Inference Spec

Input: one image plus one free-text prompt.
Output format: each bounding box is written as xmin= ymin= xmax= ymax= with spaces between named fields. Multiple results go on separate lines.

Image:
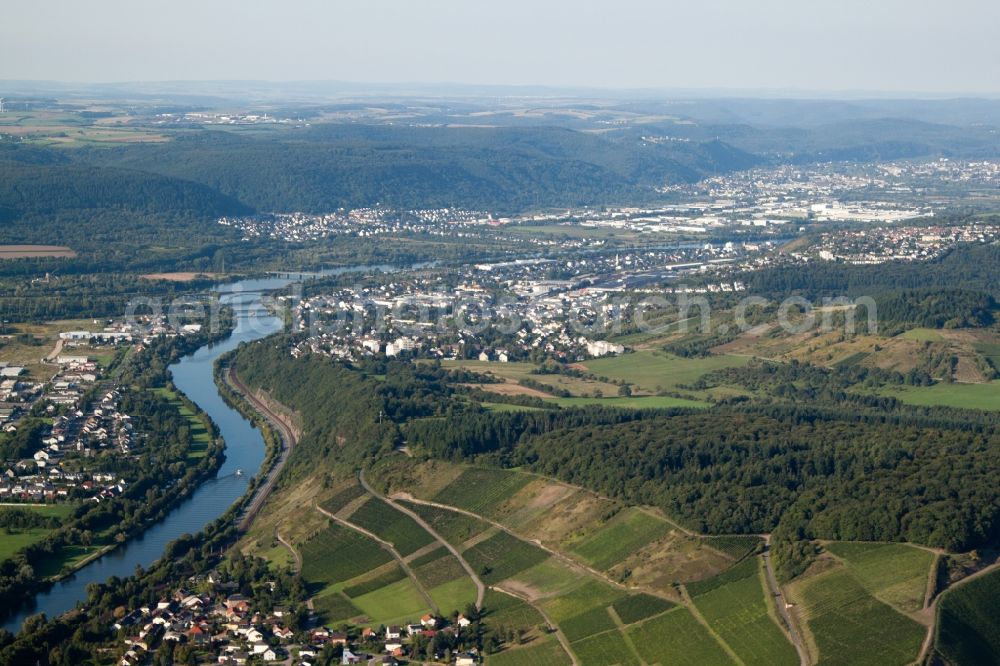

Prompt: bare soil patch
xmin=141 ymin=272 xmax=220 ymax=282
xmin=0 ymin=245 xmax=76 ymax=259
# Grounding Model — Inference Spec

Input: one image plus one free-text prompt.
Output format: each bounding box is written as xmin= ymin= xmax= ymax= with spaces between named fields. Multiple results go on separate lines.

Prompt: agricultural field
xmin=426 ymin=577 xmax=479 ymax=616
xmin=0 ymin=245 xmax=77 ymax=259
xmin=482 ymin=401 xmax=543 ymax=412
xmin=483 ymin=590 xmax=546 ymax=631
xmin=610 ymin=594 xmax=675 ymax=625
xmin=822 ymin=541 xmax=934 ymax=613
xmin=485 ymin=635 xmax=573 ymax=666
xmin=626 ymin=606 xmax=735 ymax=666
xmin=441 ymin=359 xmax=623 ymax=398
xmin=788 ymin=563 xmax=926 ymax=666
xmin=559 ymin=605 xmax=619 ymax=642
xmin=548 ymin=395 xmax=710 ymax=409
xmin=705 ymin=535 xmax=763 ymax=561
xmin=411 ymin=549 xmax=481 ymax=613
xmin=299 ymin=523 xmax=392 ymax=592
xmin=539 ymin=580 xmax=625 ymax=625
xmin=689 ymin=557 xmax=798 ymax=666
xmin=462 ymin=530 xmax=549 ymax=584
xmin=935 ymin=567 xmax=1000 ymax=665
xmin=345 ymin=496 xmax=436 ymax=556
xmin=312 ymin=590 xmax=364 ymax=624
xmin=570 ymin=629 xmax=641 ymax=666
xmin=0 ymin=111 xmax=168 ymax=146
xmin=342 ymin=564 xmax=407 ymax=598
xmin=348 ymin=576 xmax=430 ymax=625
xmin=568 ymin=507 xmax=672 ymax=570
xmin=318 ymin=482 xmax=366 ymax=514
xmin=433 ymin=467 xmax=533 ymax=517
xmin=404 ymin=502 xmax=490 ymax=544
xmin=881 ymin=381 xmax=1000 ymax=411
xmin=506 ymin=558 xmax=591 ymax=600
xmin=581 ymin=349 xmax=750 ymax=396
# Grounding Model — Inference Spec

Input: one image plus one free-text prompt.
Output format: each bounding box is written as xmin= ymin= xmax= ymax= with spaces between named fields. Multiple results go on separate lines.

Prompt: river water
xmin=2 ymin=267 xmax=394 ymax=633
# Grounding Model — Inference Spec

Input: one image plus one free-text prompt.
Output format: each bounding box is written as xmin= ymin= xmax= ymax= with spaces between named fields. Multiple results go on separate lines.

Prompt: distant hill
xmin=72 ymin=124 xmax=760 ymax=213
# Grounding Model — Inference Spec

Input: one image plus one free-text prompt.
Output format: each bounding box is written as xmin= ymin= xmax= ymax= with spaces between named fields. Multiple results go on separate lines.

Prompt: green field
xmin=976 ymin=342 xmax=1000 ymax=371
xmin=541 ymin=580 xmax=625 ymax=624
xmin=428 ymin=577 xmax=479 ymax=616
xmin=611 ymin=594 xmax=675 ymax=625
xmin=153 ymin=387 xmax=212 ymax=460
xmin=583 ymin=350 xmax=750 ymax=395
xmin=347 ymin=496 xmax=435 ymax=556
xmin=484 ymin=590 xmax=546 ymax=631
xmin=486 ymin=636 xmax=573 ymax=666
xmin=569 ymin=508 xmax=672 ymax=570
xmin=882 ymin=381 xmax=1000 ymax=411
xmin=313 ymin=590 xmax=364 ymax=624
xmin=463 ymin=530 xmax=549 ymax=583
xmin=571 ymin=629 xmax=641 ymax=666
xmin=935 ymin=568 xmax=1000 ymax=665
xmin=433 ymin=467 xmax=533 ymax=517
xmin=899 ymin=328 xmax=944 ymax=342
xmin=626 ymin=607 xmax=735 ymax=666
xmin=342 ymin=564 xmax=407 ymax=598
xmin=794 ymin=565 xmax=925 ymax=666
xmin=0 ymin=529 xmax=53 ymax=561
xmin=10 ymin=504 xmax=76 ymax=519
xmin=823 ymin=542 xmax=933 ymax=613
xmin=349 ymin=576 xmax=431 ymax=625
xmin=689 ymin=557 xmax=797 ymax=666
xmin=299 ymin=523 xmax=392 ymax=592
xmin=550 ymin=395 xmax=710 ymax=409
xmin=0 ymin=501 xmax=78 ymax=564
xmin=483 ymin=402 xmax=544 ymax=412
xmin=511 ymin=558 xmax=592 ymax=598
xmin=413 ymin=552 xmax=470 ymax=588
xmin=559 ymin=605 xmax=619 ymax=642
xmin=405 ymin=502 xmax=490 ymax=544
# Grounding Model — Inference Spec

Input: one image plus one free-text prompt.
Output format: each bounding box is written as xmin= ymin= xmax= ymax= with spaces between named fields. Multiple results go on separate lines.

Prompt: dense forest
xmin=225 ymin=342 xmax=1000 ymax=583
xmin=74 ymin=125 xmax=759 ymax=213
xmin=745 ymin=243 xmax=1000 ymax=300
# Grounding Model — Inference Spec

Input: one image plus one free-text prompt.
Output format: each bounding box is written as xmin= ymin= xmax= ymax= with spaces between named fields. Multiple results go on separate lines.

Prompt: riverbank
xmin=214 ymin=358 xmax=299 ymax=531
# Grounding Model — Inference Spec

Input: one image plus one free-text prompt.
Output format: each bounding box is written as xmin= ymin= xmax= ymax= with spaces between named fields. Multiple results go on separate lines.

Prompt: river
xmin=2 ymin=266 xmax=395 ymax=633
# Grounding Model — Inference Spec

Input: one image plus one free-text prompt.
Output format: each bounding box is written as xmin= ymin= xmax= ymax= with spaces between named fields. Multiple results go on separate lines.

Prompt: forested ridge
xmin=745 ymin=243 xmax=1000 ymax=299
xmin=226 ymin=341 xmax=1000 ymax=583
xmin=76 ymin=125 xmax=758 ymax=213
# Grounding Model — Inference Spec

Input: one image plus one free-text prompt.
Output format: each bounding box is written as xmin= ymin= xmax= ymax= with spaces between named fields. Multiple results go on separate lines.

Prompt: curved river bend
xmin=3 ymin=268 xmax=387 ymax=633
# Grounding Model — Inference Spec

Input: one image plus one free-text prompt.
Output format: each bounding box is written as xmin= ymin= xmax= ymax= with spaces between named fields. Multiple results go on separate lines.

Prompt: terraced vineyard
xmin=404 ymin=501 xmax=490 ymax=543
xmin=822 ymin=541 xmax=933 ymax=613
xmin=611 ymin=593 xmax=674 ymax=624
xmin=705 ymin=535 xmax=763 ymax=561
xmin=571 ymin=630 xmax=641 ymax=666
xmin=791 ymin=564 xmax=926 ymax=665
xmin=346 ymin=495 xmax=436 ymax=555
xmin=463 ymin=530 xmax=549 ymax=583
xmin=568 ymin=508 xmax=672 ymax=570
xmin=299 ymin=523 xmax=393 ymax=590
xmin=485 ymin=636 xmax=573 ymax=666
xmin=935 ymin=567 xmax=1000 ymax=665
xmin=483 ymin=590 xmax=545 ymax=631
xmin=689 ymin=557 xmax=798 ymax=665
xmin=626 ymin=607 xmax=735 ymax=666
xmin=433 ymin=467 xmax=533 ymax=517
xmin=319 ymin=482 xmax=366 ymax=514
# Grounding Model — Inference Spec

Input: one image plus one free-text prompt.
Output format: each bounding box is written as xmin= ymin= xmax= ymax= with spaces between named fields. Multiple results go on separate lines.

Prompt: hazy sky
xmin=3 ymin=0 xmax=999 ymax=94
